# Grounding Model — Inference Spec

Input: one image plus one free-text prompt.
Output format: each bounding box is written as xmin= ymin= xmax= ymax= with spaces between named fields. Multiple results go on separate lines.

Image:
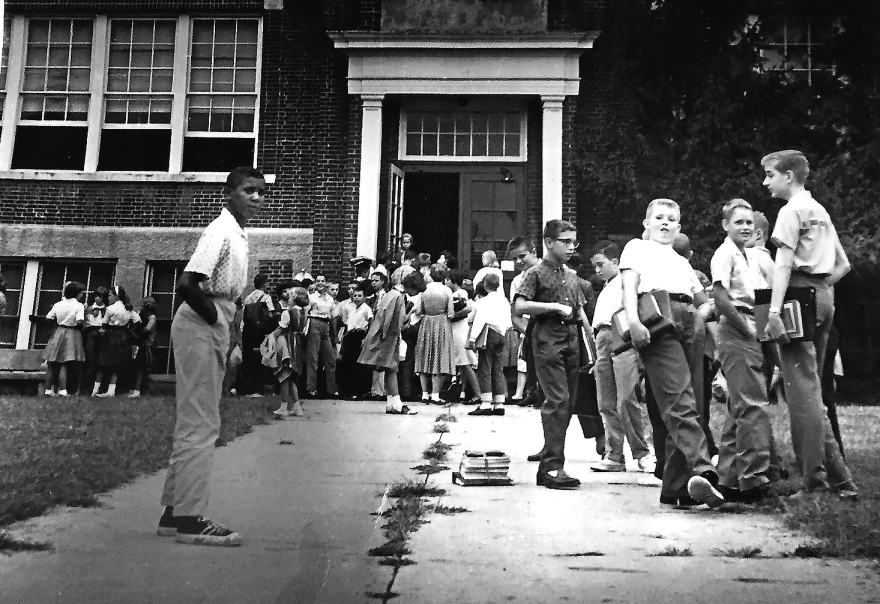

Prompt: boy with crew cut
xmin=158 ymin=166 xmax=266 ymax=545
xmin=589 ymin=241 xmax=653 ymax=473
xmin=761 ymin=149 xmax=857 ymax=499
xmin=620 ymin=199 xmax=724 ymax=508
xmin=514 ymin=219 xmax=590 ymax=490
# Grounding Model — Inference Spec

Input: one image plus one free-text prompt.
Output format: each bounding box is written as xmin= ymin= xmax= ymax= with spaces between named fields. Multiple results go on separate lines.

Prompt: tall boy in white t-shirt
xmin=619 ymin=198 xmax=724 ymax=508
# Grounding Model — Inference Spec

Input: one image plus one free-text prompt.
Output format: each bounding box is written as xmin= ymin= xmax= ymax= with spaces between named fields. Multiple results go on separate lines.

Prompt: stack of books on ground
xmin=452 ymin=450 xmax=513 ymax=486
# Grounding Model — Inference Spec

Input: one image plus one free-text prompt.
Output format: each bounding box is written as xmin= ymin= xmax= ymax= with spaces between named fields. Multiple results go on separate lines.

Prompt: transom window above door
xmin=400 ymin=110 xmax=526 ymax=162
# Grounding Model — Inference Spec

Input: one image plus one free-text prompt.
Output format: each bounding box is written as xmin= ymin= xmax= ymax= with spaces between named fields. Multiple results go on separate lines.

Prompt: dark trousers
xmin=477 ymin=329 xmax=507 ymax=398
xmin=533 ymin=321 xmax=581 ymax=474
xmin=339 ymin=329 xmax=370 ymax=397
xmin=638 ymin=301 xmax=715 ymax=497
xmin=238 ymin=331 xmax=268 ymax=395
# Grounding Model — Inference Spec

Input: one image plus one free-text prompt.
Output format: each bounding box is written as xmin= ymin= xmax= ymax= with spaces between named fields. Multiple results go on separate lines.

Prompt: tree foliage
xmin=576 ymin=0 xmax=880 ymax=273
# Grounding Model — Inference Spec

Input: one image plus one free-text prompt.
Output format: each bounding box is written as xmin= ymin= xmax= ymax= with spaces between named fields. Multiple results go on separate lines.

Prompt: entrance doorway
xmin=402 ymin=172 xmax=460 ymax=266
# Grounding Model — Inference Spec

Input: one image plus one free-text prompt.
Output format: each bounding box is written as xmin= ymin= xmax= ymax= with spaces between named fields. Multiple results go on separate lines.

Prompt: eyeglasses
xmin=555 ymin=238 xmax=580 ymax=249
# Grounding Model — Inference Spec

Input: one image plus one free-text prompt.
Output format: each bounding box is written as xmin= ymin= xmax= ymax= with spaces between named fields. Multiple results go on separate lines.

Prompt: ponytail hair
xmin=114 ymin=286 xmax=133 ymax=311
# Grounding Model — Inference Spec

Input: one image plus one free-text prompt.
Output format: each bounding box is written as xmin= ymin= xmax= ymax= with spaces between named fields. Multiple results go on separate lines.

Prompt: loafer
xmin=537 ymin=471 xmax=581 ymax=490
xmin=491 ymin=406 xmax=505 ymax=416
xmin=386 ymin=405 xmax=418 ymax=415
xmin=527 ymin=452 xmax=542 ymax=462
xmin=468 ymin=407 xmax=495 ymax=416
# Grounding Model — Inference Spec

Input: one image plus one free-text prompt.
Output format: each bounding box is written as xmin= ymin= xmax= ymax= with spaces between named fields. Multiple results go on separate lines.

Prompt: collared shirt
xmin=618 ymin=239 xmax=703 ymax=296
xmin=771 ymin=189 xmax=843 ymax=275
xmin=515 ymin=256 xmax=587 ymax=315
xmin=592 ymin=274 xmax=623 ymax=328
xmin=750 ymin=245 xmax=775 ymax=287
xmin=469 ymin=289 xmax=513 ymax=339
xmin=242 ymin=288 xmax=276 ymax=313
xmin=104 ymin=300 xmax=140 ymax=327
xmin=85 ymin=303 xmax=106 ymax=328
xmin=185 ymin=207 xmax=249 ymax=301
xmin=337 ymin=299 xmax=357 ymax=326
xmin=345 ymin=302 xmax=373 ymax=331
xmin=308 ymin=291 xmax=337 ymax=319
xmin=711 ymin=236 xmax=768 ymax=310
xmin=47 ymin=297 xmax=85 ymax=326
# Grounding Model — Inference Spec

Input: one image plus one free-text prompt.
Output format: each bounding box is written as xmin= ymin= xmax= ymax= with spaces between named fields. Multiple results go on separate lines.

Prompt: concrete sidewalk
xmin=0 ymin=399 xmax=877 ymax=604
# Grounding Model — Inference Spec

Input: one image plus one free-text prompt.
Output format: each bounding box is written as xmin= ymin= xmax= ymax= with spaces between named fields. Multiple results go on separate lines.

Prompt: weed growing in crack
xmin=551 ymin=551 xmax=605 ymax=557
xmin=433 ymin=422 xmax=450 ymax=434
xmin=431 ymin=504 xmax=471 ymax=515
xmin=436 ymin=413 xmax=457 ymax=423
xmin=387 ymin=480 xmax=447 ymax=498
xmin=411 ymin=463 xmax=450 ymax=475
xmin=378 ymin=557 xmax=416 ymax=567
xmin=648 ymin=546 xmax=693 ymax=557
xmin=0 ymin=532 xmax=53 ymax=555
xmin=423 ymin=441 xmax=452 ymax=461
xmin=713 ymin=546 xmax=763 ymax=558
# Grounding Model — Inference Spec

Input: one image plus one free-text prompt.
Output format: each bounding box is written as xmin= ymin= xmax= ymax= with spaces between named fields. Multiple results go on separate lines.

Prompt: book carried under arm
xmin=754 ymin=287 xmax=816 ymax=342
xmin=610 ymin=290 xmax=676 ymax=355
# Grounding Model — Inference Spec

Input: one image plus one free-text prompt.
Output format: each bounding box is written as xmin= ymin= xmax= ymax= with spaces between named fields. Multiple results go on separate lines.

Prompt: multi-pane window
xmin=184 ymin=19 xmax=259 ymax=171
xmin=0 ymin=261 xmax=26 ymax=349
xmin=402 ymin=111 xmax=525 ymax=161
xmin=0 ymin=19 xmax=11 ymax=123
xmin=31 ymin=261 xmax=115 ymax=348
xmin=12 ymin=19 xmax=93 ymax=169
xmin=3 ymin=16 xmax=261 ymax=174
xmin=145 ymin=262 xmax=186 ymax=374
xmin=98 ymin=19 xmax=175 ymax=171
xmin=761 ymin=17 xmax=834 ymax=85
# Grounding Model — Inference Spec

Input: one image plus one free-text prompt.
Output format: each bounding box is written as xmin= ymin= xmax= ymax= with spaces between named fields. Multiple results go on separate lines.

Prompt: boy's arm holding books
xmin=621 ymin=268 xmax=651 ymax=348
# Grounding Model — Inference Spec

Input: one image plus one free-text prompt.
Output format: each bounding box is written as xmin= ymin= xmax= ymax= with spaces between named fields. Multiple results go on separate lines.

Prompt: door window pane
xmin=146 ymin=262 xmax=186 ymax=374
xmin=402 ymin=110 xmax=525 ymax=160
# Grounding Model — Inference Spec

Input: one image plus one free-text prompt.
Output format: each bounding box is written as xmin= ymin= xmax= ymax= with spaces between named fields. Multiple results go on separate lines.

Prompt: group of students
xmin=41 ymin=283 xmax=157 ymax=398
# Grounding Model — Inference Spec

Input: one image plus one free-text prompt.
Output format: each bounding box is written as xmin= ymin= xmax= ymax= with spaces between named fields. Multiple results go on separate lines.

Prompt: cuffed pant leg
xmin=160 ymin=301 xmax=232 ymax=517
xmin=639 ymin=333 xmax=714 ymax=495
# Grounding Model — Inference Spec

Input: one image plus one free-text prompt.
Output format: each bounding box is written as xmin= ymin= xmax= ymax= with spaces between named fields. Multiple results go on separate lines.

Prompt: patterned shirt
xmin=185 ymin=207 xmax=249 ymax=301
xmin=771 ymin=190 xmax=843 ymax=275
xmin=515 ymin=256 xmax=587 ymax=317
xmin=710 ymin=236 xmax=768 ymax=311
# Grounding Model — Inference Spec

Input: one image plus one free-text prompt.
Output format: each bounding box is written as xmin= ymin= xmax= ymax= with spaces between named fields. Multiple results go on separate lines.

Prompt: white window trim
xmin=397 ymin=108 xmax=528 ymax=163
xmin=0 ymin=14 xmax=265 ymax=181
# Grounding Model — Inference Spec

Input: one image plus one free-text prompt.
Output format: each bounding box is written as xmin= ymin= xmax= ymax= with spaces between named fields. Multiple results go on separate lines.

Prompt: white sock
xmin=430 ymin=392 xmax=441 ymax=402
xmin=479 ymin=395 xmax=493 ymax=409
xmin=45 ymin=389 xmax=54 ymax=396
xmin=58 ymin=389 xmax=68 ymax=396
xmin=106 ymin=384 xmax=116 ymax=396
xmin=91 ymin=385 xmax=100 ymax=395
xmin=493 ymin=395 xmax=505 ymax=406
xmin=386 ymin=394 xmax=397 ymax=411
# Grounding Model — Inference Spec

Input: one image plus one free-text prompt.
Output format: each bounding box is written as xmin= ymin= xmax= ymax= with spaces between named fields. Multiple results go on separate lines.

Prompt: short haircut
xmin=761 ymin=149 xmax=809 ymax=184
xmin=483 ymin=272 xmax=500 ymax=291
xmin=429 ymin=264 xmax=448 ymax=283
xmin=63 ymin=281 xmax=85 ymax=299
xmin=645 ymin=198 xmax=680 ymax=220
xmin=402 ymin=270 xmax=426 ymax=293
xmin=417 ymin=252 xmax=432 ymax=267
xmin=722 ymin=198 xmax=753 ymax=221
xmin=474 ymin=281 xmax=488 ymax=298
xmin=753 ymin=211 xmax=769 ymax=236
xmin=88 ymin=285 xmax=110 ymax=305
xmin=370 ymin=271 xmax=387 ymax=285
xmin=253 ymin=272 xmax=269 ymax=289
xmin=507 ymin=236 xmax=535 ymax=254
xmin=225 ymin=166 xmax=264 ymax=189
xmin=591 ymin=240 xmax=621 ymax=262
xmin=403 ymin=250 xmax=418 ymax=262
xmin=543 ymin=219 xmax=576 ymax=240
xmin=672 ymin=233 xmax=691 ymax=258
xmin=401 ymin=233 xmax=413 ymax=242
xmin=448 ymin=269 xmax=467 ymax=287
xmin=482 ymin=250 xmax=498 ymax=266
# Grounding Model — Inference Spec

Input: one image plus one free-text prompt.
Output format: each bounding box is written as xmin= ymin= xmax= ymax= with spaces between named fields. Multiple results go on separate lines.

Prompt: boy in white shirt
xmin=589 ymin=241 xmax=653 ymax=473
xmin=467 ymin=272 xmax=513 ymax=416
xmin=340 ymin=282 xmax=373 ymax=399
xmin=619 ymin=198 xmax=723 ymax=508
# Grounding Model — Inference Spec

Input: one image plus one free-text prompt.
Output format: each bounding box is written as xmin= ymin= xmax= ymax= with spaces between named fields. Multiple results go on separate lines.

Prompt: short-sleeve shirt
xmin=515 ymin=257 xmax=587 ymax=315
xmin=308 ymin=292 xmax=337 ymax=319
xmin=104 ymin=300 xmax=140 ymax=327
xmin=618 ymin=239 xmax=703 ymax=297
xmin=185 ymin=207 xmax=249 ymax=301
xmin=242 ymin=288 xmax=276 ymax=313
xmin=47 ymin=297 xmax=85 ymax=326
xmin=771 ymin=190 xmax=842 ymax=275
xmin=592 ymin=275 xmax=623 ymax=328
xmin=85 ymin=303 xmax=106 ymax=328
xmin=345 ymin=303 xmax=373 ymax=331
xmin=751 ymin=245 xmax=775 ymax=287
xmin=710 ymin=236 xmax=768 ymax=310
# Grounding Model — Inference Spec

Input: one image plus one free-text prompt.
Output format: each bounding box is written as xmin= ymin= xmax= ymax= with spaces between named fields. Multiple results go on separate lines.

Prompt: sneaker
xmin=174 ymin=516 xmax=242 ymax=547
xmin=44 ymin=389 xmax=56 ymax=397
xmin=687 ymin=474 xmax=725 ymax=508
xmin=128 ymin=390 xmax=141 ymax=399
xmin=590 ymin=458 xmax=626 ymax=473
xmin=636 ymin=457 xmax=656 ymax=473
xmin=156 ymin=508 xmax=179 ymax=536
xmin=57 ymin=390 xmax=69 ymax=397
xmin=273 ymin=407 xmax=292 ymax=418
xmin=291 ymin=402 xmax=304 ymax=417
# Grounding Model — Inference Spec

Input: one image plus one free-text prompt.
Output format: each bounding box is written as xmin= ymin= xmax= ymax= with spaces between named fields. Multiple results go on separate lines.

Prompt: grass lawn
xmin=709 ymin=400 xmax=880 ymax=559
xmin=0 ymin=394 xmax=274 ymax=528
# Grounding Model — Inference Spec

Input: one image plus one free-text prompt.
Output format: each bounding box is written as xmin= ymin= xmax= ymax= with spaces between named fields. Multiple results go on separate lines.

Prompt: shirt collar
xmin=220 ymin=207 xmax=246 ymax=237
xmin=541 ymin=254 xmax=565 ymax=270
xmin=722 ymin=236 xmax=748 ymax=260
xmin=789 ymin=189 xmax=813 ymax=205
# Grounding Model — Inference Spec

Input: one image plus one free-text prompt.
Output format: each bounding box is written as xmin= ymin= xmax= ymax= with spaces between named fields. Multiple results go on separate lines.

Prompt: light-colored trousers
xmin=160 ymin=299 xmax=235 ymax=516
xmin=594 ymin=328 xmax=650 ymax=463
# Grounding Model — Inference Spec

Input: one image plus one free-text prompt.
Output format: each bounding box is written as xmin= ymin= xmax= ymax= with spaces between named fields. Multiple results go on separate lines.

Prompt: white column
xmin=16 ymin=260 xmax=39 ymax=349
xmin=356 ymin=94 xmax=384 ymax=258
xmin=541 ymin=95 xmax=565 ymax=227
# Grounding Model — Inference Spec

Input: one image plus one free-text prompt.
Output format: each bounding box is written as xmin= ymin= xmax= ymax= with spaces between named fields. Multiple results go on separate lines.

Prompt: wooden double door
xmin=390 ymin=165 xmax=525 ymax=274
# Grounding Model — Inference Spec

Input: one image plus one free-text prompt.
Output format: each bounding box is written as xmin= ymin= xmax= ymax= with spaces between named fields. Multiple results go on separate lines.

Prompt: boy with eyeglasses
xmin=513 ymin=219 xmax=589 ymax=490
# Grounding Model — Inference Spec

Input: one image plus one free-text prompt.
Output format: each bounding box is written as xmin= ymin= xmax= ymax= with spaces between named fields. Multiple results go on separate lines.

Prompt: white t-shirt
xmin=618 ymin=239 xmax=702 ymax=297
xmin=592 ymin=274 xmax=623 ymax=328
xmin=345 ymin=303 xmax=373 ymax=331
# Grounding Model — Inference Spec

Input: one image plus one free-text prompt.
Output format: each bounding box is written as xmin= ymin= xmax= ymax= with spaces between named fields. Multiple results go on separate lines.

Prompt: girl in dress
xmin=269 ymin=284 xmax=307 ymax=418
xmin=414 ymin=265 xmax=455 ymax=404
xmin=129 ymin=296 xmax=158 ymax=399
xmin=92 ymin=286 xmax=140 ymax=398
xmin=43 ymin=281 xmax=86 ymax=397
xmin=446 ymin=270 xmax=482 ymax=404
xmin=358 ymin=272 xmax=416 ymax=415
xmin=79 ymin=286 xmax=109 ymax=396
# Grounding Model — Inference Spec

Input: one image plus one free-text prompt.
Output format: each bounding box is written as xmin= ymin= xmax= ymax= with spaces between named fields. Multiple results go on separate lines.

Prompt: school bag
xmin=243 ymin=293 xmax=276 ymax=335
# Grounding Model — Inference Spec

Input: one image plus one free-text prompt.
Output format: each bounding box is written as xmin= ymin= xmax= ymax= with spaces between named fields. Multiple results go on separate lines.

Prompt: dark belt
xmin=792 ymin=270 xmax=830 ymax=280
xmin=59 ymin=324 xmax=79 ymax=329
xmin=309 ymin=316 xmax=331 ymax=322
xmin=734 ymin=305 xmax=753 ymax=316
xmin=668 ymin=293 xmax=693 ymax=305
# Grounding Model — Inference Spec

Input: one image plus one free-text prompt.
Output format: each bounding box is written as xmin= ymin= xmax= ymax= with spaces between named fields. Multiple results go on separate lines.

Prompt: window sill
xmin=0 ymin=170 xmax=277 ymax=184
